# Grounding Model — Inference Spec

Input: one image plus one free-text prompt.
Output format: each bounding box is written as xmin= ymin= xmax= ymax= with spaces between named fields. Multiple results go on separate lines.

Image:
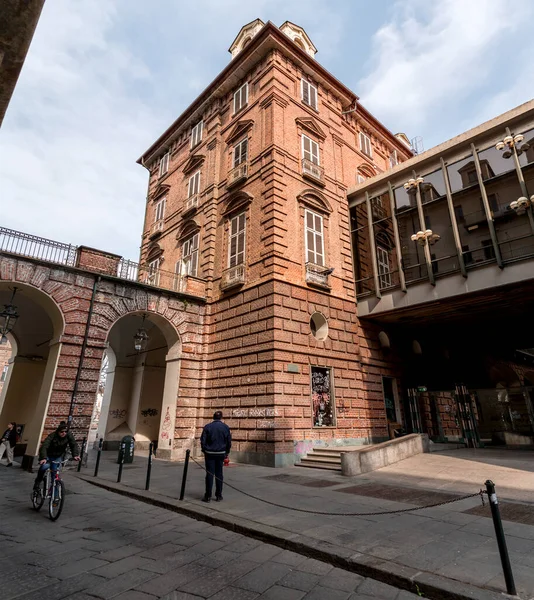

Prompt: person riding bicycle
xmin=33 ymin=423 xmax=80 ymax=491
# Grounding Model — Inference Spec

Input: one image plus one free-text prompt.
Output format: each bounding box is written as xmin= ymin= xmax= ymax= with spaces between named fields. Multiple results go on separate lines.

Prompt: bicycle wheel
xmin=48 ymin=479 xmax=65 ymax=521
xmin=31 ymin=478 xmax=46 ymax=511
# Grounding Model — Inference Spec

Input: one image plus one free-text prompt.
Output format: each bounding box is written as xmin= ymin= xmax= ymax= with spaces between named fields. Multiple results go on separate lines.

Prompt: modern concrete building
xmin=348 ymin=100 xmax=534 ymax=447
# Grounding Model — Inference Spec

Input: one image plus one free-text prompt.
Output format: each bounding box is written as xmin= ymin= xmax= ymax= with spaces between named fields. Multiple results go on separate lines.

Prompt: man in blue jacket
xmin=200 ymin=411 xmax=231 ymax=502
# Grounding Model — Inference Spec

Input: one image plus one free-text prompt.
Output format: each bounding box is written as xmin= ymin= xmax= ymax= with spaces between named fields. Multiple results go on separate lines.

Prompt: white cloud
xmin=357 ymin=0 xmax=534 ymax=147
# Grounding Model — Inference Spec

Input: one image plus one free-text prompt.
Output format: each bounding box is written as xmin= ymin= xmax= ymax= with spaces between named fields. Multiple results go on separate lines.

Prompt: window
xmin=233 ymin=139 xmax=248 ymax=167
xmin=147 ymin=258 xmax=160 ymax=285
xmin=389 ymin=150 xmax=398 ymax=168
xmin=357 ymin=174 xmax=366 ymax=184
xmin=158 ymin=152 xmax=169 ymax=177
xmin=302 ymin=135 xmax=320 ymax=165
xmin=301 ymin=79 xmax=318 ymax=110
xmin=154 ymin=197 xmax=166 ymax=222
xmin=359 ymin=132 xmax=372 ymax=157
xmin=180 ymin=233 xmax=199 ymax=277
xmin=228 ymin=213 xmax=246 ymax=267
xmin=233 ymin=83 xmax=248 ymax=114
xmin=376 ymin=245 xmax=391 ymax=288
xmin=190 ymin=121 xmax=203 ymax=149
xmin=467 ymin=169 xmax=478 ymax=185
xmin=305 ymin=209 xmax=324 ymax=266
xmin=188 ymin=171 xmax=201 ymax=198
xmin=0 ymin=365 xmax=7 ymax=383
xmin=462 ymin=244 xmax=473 ymax=264
xmin=482 ymin=239 xmax=496 ymax=260
xmin=454 ymin=205 xmax=465 ymax=223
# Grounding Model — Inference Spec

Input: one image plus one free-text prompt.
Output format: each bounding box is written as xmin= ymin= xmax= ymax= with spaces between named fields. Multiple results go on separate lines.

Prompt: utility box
xmin=118 ymin=435 xmax=135 ymax=464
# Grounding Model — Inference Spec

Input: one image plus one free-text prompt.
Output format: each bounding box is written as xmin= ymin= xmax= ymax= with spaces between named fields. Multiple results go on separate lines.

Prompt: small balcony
xmin=149 ymin=220 xmax=164 ymax=239
xmin=183 ymin=194 xmax=198 ymax=215
xmin=302 ymin=158 xmax=324 ymax=185
xmin=221 ymin=264 xmax=246 ymax=290
xmin=227 ymin=162 xmax=248 ymax=189
xmin=305 ymin=263 xmax=332 ymax=289
xmin=371 ymin=203 xmax=387 ymax=220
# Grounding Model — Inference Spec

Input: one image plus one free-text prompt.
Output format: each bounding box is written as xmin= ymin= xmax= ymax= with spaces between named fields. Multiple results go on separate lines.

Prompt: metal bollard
xmin=117 ymin=441 xmax=126 ymax=483
xmin=179 ymin=449 xmax=191 ymax=501
xmin=77 ymin=437 xmax=86 ymax=472
xmin=93 ymin=437 xmax=103 ymax=477
xmin=145 ymin=443 xmax=153 ymax=491
xmin=485 ymin=480 xmax=516 ymax=596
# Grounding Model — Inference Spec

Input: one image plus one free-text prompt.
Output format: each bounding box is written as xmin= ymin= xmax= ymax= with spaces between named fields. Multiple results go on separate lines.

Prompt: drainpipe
xmin=67 ymin=275 xmax=101 ymax=431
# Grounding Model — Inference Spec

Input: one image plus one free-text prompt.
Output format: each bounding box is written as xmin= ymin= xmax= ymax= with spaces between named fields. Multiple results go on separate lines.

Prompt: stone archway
xmin=0 ymin=282 xmax=64 ymax=465
xmin=96 ymin=311 xmax=181 ymax=458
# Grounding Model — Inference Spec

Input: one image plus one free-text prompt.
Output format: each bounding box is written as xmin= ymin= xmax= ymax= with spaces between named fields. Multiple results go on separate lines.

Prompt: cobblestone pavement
xmin=0 ymin=466 xmax=421 ymax=600
xmin=83 ymin=449 xmax=534 ymax=599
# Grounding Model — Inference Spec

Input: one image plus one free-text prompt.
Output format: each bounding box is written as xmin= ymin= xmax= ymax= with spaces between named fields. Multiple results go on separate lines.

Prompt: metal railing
xmin=221 ymin=264 xmax=245 ymax=290
xmin=227 ymin=162 xmax=248 ymax=188
xmin=302 ymin=158 xmax=324 ymax=182
xmin=0 ymin=227 xmax=77 ymax=267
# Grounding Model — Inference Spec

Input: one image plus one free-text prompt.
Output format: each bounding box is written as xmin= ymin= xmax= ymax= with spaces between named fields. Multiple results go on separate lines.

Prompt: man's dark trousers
xmin=204 ymin=454 xmax=225 ymax=498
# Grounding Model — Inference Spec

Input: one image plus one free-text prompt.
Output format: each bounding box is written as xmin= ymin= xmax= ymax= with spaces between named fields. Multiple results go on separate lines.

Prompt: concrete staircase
xmin=295 ymin=447 xmax=344 ymax=471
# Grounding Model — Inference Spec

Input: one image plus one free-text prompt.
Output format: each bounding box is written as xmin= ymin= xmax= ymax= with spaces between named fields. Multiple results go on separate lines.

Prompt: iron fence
xmin=0 ymin=227 xmax=77 ymax=267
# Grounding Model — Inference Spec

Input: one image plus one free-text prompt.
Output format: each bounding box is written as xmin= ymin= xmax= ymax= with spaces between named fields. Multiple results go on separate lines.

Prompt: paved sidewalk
xmin=74 ymin=448 xmax=534 ymax=599
xmin=0 ymin=465 xmax=421 ymax=600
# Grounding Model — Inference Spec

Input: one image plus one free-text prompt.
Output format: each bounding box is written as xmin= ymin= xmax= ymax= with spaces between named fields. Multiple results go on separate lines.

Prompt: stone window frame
xmin=221 ymin=192 xmax=253 ymax=273
xmin=297 ymin=189 xmax=332 ymax=273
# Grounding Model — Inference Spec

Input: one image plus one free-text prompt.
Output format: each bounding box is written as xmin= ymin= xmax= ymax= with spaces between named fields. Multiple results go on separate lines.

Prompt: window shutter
xmin=302 ymin=80 xmax=309 ymax=105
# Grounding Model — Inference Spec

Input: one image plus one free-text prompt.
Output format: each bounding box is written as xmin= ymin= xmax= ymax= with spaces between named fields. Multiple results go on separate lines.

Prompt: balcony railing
xmin=305 ymin=263 xmax=332 ymax=289
xmin=0 ymin=226 xmax=206 ymax=297
xmin=227 ymin=162 xmax=248 ymax=188
xmin=302 ymin=158 xmax=324 ymax=183
xmin=221 ymin=264 xmax=245 ymax=290
xmin=0 ymin=226 xmax=77 ymax=266
xmin=150 ymin=220 xmax=164 ymax=238
xmin=184 ymin=194 xmax=199 ymax=214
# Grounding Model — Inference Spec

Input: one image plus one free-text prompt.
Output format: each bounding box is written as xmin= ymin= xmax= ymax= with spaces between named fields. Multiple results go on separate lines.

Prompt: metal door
xmin=406 ymin=388 xmax=423 ymax=433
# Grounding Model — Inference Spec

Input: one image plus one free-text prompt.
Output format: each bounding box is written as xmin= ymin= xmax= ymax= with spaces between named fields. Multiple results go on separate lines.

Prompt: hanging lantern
xmin=133 ymin=314 xmax=149 ymax=352
xmin=0 ymin=288 xmax=19 ymax=345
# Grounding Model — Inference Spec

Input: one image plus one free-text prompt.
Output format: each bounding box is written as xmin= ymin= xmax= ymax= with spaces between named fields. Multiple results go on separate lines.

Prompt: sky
xmin=1 ymin=0 xmax=533 ymax=260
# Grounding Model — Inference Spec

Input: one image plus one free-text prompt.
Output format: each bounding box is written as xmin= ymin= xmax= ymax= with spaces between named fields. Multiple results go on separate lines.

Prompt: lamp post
xmin=0 ymin=287 xmax=19 ymax=344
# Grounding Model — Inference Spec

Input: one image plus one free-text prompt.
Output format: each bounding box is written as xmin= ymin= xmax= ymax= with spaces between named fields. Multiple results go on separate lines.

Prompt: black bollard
xmin=93 ymin=437 xmax=103 ymax=477
xmin=179 ymin=449 xmax=191 ymax=501
xmin=145 ymin=443 xmax=153 ymax=491
xmin=117 ymin=441 xmax=126 ymax=483
xmin=485 ymin=480 xmax=516 ymax=596
xmin=77 ymin=437 xmax=86 ymax=472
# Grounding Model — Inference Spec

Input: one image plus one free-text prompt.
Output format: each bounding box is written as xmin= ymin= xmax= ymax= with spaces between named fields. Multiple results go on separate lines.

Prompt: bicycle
xmin=31 ymin=457 xmax=70 ymax=521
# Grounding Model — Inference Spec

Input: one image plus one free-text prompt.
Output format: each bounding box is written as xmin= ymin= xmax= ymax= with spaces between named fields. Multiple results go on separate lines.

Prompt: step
xmin=308 ymin=449 xmax=342 ymax=458
xmin=300 ymin=454 xmax=341 ymax=464
xmin=296 ymin=460 xmax=342 ymax=471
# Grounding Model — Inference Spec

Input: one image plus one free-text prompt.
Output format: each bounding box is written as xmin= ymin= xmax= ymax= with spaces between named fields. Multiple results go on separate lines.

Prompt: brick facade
xmin=137 ymin=21 xmax=411 ymax=465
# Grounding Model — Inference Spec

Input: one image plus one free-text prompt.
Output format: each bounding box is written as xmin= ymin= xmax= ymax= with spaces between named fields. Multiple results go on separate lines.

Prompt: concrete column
xmin=157 ymin=357 xmax=181 ymax=459
xmin=24 ymin=341 xmax=62 ymax=458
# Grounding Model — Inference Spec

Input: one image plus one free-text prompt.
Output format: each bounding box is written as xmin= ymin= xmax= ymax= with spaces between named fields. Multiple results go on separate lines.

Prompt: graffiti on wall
xmin=141 ymin=408 xmax=159 ymax=417
xmin=109 ymin=409 xmax=126 ymax=420
xmin=311 ymin=366 xmax=335 ymax=427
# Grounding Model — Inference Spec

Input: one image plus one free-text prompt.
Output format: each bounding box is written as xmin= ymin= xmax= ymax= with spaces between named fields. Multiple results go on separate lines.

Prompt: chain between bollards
xmin=145 ymin=442 xmax=153 ymax=491
xmin=93 ymin=437 xmax=103 ymax=477
xmin=485 ymin=480 xmax=516 ymax=596
xmin=179 ymin=449 xmax=190 ymax=500
xmin=77 ymin=437 xmax=86 ymax=472
xmin=117 ymin=441 xmax=126 ymax=483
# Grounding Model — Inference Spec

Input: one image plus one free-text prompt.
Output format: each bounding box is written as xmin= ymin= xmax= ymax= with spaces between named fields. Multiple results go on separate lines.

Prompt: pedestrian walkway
xmin=0 ymin=466 xmax=422 ymax=600
xmin=76 ymin=448 xmax=534 ymax=599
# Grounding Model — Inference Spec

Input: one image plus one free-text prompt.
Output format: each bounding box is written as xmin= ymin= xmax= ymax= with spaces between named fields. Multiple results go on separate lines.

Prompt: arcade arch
xmin=94 ymin=311 xmax=181 ymax=459
xmin=0 ymin=283 xmax=64 ymax=464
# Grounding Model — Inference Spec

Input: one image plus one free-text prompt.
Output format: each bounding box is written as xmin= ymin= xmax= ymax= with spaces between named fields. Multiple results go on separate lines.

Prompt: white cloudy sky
xmin=1 ymin=0 xmax=533 ymax=260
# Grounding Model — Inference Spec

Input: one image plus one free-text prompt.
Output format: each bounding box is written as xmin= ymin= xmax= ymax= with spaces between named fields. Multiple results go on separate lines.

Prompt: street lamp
xmin=495 ymin=133 xmax=530 ymax=159
xmin=410 ymin=229 xmax=440 ymax=246
xmin=133 ymin=314 xmax=149 ymax=352
xmin=0 ymin=287 xmax=19 ymax=345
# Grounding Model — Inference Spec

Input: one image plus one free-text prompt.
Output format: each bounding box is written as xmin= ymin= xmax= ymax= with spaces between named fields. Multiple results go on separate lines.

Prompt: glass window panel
xmin=395 ymin=207 xmax=428 ymax=284
xmin=374 ymin=217 xmax=399 ymax=290
xmin=394 ymin=185 xmax=414 ymax=211
xmin=371 ymin=192 xmax=389 ymax=223
xmin=422 ymin=197 xmax=460 ymax=276
xmin=350 ymin=203 xmax=375 ymax=296
xmin=421 ymin=168 xmax=446 ymax=203
xmin=518 ymin=128 xmax=534 ymax=167
xmin=447 ymin=155 xmax=478 ymax=193
xmin=478 ymin=145 xmax=516 ymax=179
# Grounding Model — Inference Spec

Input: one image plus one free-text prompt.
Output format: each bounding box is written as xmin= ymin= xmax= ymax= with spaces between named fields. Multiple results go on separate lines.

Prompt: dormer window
xmin=301 ymin=79 xmax=317 ymax=111
xmin=158 ymin=152 xmax=169 ymax=177
xmin=233 ymin=83 xmax=248 ymax=115
xmin=191 ymin=121 xmax=203 ymax=149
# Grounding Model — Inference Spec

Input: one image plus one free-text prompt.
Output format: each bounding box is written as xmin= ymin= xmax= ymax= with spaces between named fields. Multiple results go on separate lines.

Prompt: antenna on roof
xmin=410 ymin=136 xmax=424 ymax=155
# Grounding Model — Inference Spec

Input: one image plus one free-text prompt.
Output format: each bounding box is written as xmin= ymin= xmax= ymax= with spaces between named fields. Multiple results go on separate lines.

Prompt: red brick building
xmin=137 ymin=20 xmax=411 ymax=466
